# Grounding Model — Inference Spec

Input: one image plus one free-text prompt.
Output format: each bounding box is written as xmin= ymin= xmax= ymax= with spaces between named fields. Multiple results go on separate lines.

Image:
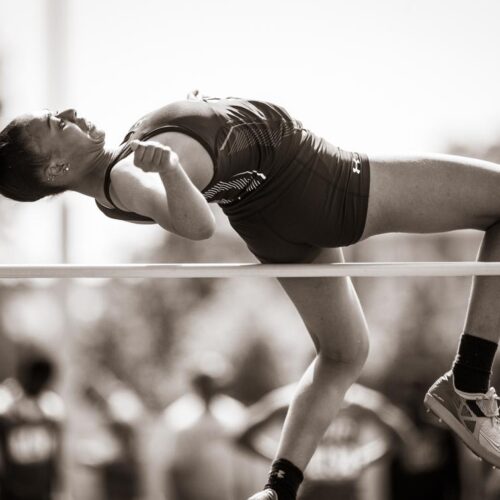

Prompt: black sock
xmin=264 ymin=458 xmax=304 ymax=500
xmin=452 ymin=333 xmax=497 ymax=393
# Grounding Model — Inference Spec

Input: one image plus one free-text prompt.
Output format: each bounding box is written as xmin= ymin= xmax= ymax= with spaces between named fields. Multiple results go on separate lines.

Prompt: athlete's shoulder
xmin=121 ymin=99 xmax=217 ymax=144
xmin=142 ymin=99 xmax=215 ymax=123
xmin=212 ymin=96 xmax=297 ymax=124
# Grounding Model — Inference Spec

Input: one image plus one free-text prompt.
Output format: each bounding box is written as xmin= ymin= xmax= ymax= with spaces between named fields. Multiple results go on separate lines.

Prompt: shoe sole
xmin=424 ymin=392 xmax=500 ymax=468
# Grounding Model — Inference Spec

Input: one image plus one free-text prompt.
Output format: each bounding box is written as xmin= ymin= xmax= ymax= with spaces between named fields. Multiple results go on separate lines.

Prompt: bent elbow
xmin=176 ymin=218 xmax=215 ymax=240
xmin=192 ymin=232 xmax=212 ymax=241
xmin=192 ymin=220 xmax=216 ymax=240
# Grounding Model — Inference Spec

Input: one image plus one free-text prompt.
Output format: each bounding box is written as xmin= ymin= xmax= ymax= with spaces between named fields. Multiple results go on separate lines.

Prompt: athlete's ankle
xmin=452 ymin=332 xmax=497 ymax=393
xmin=264 ymin=458 xmax=303 ymax=500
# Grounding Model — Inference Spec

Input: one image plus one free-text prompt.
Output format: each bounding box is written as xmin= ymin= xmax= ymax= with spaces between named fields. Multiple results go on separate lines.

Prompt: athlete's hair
xmin=0 ymin=118 xmax=66 ymax=201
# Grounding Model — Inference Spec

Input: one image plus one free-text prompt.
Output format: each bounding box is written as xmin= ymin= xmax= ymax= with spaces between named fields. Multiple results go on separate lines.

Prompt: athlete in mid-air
xmin=1 ymin=91 xmax=499 ymax=499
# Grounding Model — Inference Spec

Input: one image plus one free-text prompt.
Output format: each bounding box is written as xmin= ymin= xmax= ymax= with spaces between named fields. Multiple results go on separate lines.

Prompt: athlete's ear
xmin=45 ymin=160 xmax=70 ymax=181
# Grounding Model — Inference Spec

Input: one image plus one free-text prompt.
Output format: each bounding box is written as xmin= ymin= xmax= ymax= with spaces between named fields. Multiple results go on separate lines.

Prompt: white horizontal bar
xmin=0 ymin=262 xmax=499 ymax=279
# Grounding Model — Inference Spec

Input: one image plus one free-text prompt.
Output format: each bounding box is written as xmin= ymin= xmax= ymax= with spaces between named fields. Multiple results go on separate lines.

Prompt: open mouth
xmin=79 ymin=119 xmax=95 ymax=136
xmin=76 ymin=116 xmax=104 ymax=142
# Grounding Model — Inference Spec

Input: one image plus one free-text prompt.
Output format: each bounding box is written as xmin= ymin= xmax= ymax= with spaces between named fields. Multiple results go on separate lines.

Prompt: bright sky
xmin=2 ymin=0 xmax=500 ymax=263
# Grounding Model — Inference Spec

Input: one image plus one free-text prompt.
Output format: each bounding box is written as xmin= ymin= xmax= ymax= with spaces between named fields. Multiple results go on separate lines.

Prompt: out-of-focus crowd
xmin=2 ymin=343 xmax=500 ymax=500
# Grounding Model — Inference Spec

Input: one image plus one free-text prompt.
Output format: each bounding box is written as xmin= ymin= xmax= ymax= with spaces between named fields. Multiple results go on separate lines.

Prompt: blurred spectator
xmin=161 ymin=352 xmax=251 ymax=500
xmin=380 ymin=357 xmax=483 ymax=500
xmin=0 ymin=330 xmax=15 ymax=382
xmin=0 ymin=349 xmax=65 ymax=500
xmin=388 ymin=419 xmax=461 ymax=500
xmin=79 ymin=374 xmax=144 ymax=500
xmin=237 ymin=382 xmax=419 ymax=500
xmin=226 ymin=337 xmax=284 ymax=406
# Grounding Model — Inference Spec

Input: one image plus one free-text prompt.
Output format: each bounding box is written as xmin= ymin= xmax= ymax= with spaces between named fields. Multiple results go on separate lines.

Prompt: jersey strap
xmin=95 ymin=146 xmax=154 ymax=223
xmin=95 ymin=201 xmax=154 ymax=223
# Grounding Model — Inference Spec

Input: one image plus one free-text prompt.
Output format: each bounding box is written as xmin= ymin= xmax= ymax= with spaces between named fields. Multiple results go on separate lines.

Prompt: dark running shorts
xmin=223 ymin=130 xmax=370 ymax=264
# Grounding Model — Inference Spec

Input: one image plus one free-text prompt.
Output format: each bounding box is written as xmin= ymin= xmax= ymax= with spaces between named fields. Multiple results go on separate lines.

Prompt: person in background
xmin=80 ymin=374 xmax=144 ymax=500
xmin=0 ymin=349 xmax=65 ymax=500
xmin=237 ymin=382 xmax=422 ymax=500
xmin=161 ymin=352 xmax=249 ymax=500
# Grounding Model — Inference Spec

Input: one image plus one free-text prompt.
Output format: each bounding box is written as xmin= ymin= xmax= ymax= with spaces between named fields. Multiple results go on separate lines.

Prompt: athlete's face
xmin=23 ymin=109 xmax=107 ymax=183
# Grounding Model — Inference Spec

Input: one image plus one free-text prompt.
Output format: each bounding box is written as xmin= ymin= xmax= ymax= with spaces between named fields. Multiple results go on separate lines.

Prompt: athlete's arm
xmin=111 ymin=140 xmax=216 ymax=240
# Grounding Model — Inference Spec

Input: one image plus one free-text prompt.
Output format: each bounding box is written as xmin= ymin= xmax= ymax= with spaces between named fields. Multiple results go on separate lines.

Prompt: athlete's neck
xmin=72 ymin=147 xmax=118 ymax=201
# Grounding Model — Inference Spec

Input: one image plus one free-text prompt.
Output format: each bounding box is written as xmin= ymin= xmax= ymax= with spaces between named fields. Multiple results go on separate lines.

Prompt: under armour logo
xmin=352 ymin=156 xmax=361 ymax=174
xmin=276 ymin=470 xmax=285 ymax=479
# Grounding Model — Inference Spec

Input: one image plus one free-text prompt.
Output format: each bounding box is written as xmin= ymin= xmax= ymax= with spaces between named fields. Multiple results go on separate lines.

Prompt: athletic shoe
xmin=248 ymin=489 xmax=278 ymax=500
xmin=424 ymin=371 xmax=500 ymax=468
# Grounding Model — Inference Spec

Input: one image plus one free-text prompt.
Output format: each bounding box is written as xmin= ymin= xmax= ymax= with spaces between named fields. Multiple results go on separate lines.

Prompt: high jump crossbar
xmin=1 ymin=262 xmax=500 ymax=279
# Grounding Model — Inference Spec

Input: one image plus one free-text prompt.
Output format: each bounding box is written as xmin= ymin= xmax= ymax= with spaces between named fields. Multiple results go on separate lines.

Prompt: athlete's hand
xmin=247 ymin=489 xmax=278 ymax=500
xmin=130 ymin=140 xmax=180 ymax=174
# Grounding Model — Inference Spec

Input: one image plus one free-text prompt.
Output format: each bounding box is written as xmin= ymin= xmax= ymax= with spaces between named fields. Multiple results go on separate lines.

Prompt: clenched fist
xmin=248 ymin=489 xmax=278 ymax=500
xmin=130 ymin=139 xmax=180 ymax=174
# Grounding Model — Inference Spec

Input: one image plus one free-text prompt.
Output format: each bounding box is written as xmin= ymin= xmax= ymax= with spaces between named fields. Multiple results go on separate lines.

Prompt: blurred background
xmin=1 ymin=0 xmax=500 ymax=498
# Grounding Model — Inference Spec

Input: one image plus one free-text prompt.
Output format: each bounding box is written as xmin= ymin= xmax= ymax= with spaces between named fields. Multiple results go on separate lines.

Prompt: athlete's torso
xmin=96 ymin=97 xmax=304 ymax=220
xmin=127 ymin=97 xmax=303 ymax=204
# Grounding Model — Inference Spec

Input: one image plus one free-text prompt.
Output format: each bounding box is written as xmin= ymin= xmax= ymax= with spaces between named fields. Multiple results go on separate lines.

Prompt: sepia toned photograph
xmin=1 ymin=1 xmax=500 ymax=499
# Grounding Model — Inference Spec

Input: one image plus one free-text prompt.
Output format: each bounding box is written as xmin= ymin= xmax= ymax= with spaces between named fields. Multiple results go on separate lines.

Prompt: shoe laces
xmin=476 ymin=387 xmax=500 ymax=421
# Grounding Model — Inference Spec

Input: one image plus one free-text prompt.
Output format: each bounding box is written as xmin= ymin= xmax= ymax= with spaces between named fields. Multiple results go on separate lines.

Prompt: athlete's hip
xmin=223 ymin=130 xmax=371 ymax=249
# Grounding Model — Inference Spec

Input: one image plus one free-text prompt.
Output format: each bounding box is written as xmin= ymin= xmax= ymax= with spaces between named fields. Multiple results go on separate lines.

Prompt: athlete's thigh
xmin=362 ymin=153 xmax=500 ymax=239
xmin=277 ymin=248 xmax=369 ymax=359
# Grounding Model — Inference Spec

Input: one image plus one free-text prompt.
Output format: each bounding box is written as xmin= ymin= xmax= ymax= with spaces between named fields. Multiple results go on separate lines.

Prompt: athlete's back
xmin=123 ymin=97 xmax=304 ymax=204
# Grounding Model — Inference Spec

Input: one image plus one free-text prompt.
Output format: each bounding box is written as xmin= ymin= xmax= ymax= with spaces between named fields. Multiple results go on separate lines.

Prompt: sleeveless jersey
xmin=95 ymin=97 xmax=304 ymax=221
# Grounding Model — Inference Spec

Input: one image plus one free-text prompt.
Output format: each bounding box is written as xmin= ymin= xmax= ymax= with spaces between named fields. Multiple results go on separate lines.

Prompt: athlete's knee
xmin=319 ymin=327 xmax=369 ymax=373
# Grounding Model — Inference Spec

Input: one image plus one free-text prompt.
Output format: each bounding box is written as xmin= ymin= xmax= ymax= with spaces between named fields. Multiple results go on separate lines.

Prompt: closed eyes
xmin=44 ymin=111 xmax=66 ymax=130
